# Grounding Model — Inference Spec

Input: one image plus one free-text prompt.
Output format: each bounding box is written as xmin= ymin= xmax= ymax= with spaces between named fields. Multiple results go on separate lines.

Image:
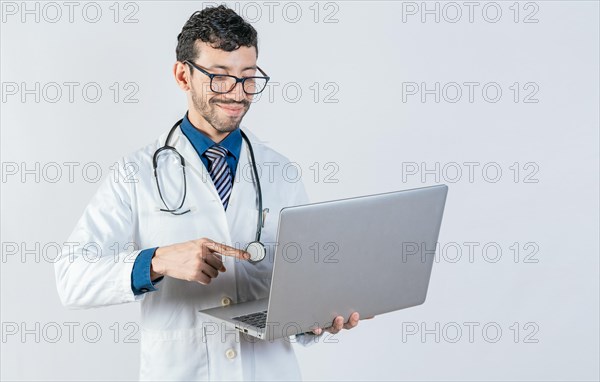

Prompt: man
xmin=55 ymin=5 xmax=361 ymax=381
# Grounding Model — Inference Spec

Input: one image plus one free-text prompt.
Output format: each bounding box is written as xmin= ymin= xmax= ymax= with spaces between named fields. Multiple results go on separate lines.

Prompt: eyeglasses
xmin=184 ymin=60 xmax=270 ymax=95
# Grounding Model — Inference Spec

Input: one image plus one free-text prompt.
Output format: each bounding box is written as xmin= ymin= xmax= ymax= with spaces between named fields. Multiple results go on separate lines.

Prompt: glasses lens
xmin=244 ymin=77 xmax=268 ymax=94
xmin=211 ymin=75 xmax=237 ymax=93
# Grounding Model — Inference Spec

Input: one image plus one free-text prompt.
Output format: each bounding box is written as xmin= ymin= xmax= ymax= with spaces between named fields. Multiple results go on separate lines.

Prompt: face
xmin=188 ymin=42 xmax=257 ymax=134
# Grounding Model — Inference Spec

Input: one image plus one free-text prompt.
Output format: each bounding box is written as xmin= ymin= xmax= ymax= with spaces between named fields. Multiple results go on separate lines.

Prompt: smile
xmin=216 ymin=104 xmax=244 ymax=116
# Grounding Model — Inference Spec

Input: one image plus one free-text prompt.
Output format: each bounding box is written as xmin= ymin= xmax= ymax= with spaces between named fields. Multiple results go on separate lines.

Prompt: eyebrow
xmin=207 ymin=64 xmax=257 ymax=71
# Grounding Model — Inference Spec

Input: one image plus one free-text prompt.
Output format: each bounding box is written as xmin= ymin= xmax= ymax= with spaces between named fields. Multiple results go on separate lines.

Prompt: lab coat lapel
xmin=170 ymin=126 xmax=255 ymax=271
xmin=224 ymin=134 xmax=260 ymax=304
xmin=226 ymin=135 xmax=257 ymax=243
xmin=170 ymin=125 xmax=258 ymax=234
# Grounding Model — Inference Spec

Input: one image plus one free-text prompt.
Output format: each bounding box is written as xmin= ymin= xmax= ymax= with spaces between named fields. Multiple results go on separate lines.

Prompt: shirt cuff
xmin=131 ymin=247 xmax=163 ymax=295
xmin=294 ymin=331 xmax=322 ymax=347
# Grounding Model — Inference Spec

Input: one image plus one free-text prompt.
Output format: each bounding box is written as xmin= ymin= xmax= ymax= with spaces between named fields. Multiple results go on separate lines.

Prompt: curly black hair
xmin=176 ymin=5 xmax=259 ymax=63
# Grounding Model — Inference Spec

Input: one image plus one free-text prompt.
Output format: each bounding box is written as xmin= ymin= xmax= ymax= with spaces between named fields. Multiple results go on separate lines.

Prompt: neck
xmin=187 ymin=108 xmax=229 ymax=143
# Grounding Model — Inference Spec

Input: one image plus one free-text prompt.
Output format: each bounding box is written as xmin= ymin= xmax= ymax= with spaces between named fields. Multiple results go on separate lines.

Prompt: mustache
xmin=211 ymin=99 xmax=249 ymax=107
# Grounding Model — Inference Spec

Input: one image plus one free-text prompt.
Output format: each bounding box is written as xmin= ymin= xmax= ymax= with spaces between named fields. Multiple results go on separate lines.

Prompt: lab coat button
xmin=141 ymin=288 xmax=149 ymax=293
xmin=225 ymin=348 xmax=236 ymax=359
xmin=221 ymin=297 xmax=232 ymax=306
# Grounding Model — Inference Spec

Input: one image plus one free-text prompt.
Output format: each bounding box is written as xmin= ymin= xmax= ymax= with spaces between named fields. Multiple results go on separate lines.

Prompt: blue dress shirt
xmin=180 ymin=112 xmax=242 ymax=176
xmin=131 ymin=113 xmax=243 ymax=295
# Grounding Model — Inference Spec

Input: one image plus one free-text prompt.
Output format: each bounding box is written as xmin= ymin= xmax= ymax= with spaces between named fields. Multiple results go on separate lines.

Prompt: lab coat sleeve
xmin=54 ymin=157 xmax=144 ymax=308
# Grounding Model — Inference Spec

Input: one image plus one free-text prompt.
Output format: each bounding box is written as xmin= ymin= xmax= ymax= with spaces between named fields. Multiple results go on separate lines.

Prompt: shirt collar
xmin=180 ymin=112 xmax=242 ymax=160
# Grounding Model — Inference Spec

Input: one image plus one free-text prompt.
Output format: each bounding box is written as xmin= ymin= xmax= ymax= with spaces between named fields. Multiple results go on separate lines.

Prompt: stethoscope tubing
xmin=153 ymin=117 xmax=265 ymax=250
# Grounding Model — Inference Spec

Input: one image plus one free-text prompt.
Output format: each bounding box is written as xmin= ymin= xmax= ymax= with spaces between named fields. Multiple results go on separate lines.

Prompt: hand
xmin=151 ymin=238 xmax=250 ymax=285
xmin=312 ymin=312 xmax=372 ymax=335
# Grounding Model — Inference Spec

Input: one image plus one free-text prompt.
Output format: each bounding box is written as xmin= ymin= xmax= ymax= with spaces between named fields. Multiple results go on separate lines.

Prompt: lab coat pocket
xmin=139 ymin=327 xmax=209 ymax=381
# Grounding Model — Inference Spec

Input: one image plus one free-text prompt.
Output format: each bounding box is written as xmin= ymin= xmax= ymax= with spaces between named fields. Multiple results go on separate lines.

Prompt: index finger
xmin=205 ymin=241 xmax=250 ymax=261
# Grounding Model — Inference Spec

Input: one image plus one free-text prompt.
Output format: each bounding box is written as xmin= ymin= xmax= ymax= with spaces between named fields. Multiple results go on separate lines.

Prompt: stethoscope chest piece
xmin=246 ymin=241 xmax=266 ymax=263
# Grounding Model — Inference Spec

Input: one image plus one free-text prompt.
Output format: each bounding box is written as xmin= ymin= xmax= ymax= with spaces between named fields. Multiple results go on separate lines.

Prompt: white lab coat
xmin=54 ymin=125 xmax=318 ymax=381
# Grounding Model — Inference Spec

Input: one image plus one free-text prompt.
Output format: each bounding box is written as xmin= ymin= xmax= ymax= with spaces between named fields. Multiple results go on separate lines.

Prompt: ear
xmin=173 ymin=61 xmax=191 ymax=91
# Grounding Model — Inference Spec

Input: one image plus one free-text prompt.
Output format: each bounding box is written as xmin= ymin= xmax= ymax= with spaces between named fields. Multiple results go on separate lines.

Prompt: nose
xmin=224 ymin=80 xmax=247 ymax=102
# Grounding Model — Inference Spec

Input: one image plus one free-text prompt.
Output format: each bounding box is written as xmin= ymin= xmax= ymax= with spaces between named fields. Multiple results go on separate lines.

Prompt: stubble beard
xmin=190 ymin=86 xmax=249 ymax=134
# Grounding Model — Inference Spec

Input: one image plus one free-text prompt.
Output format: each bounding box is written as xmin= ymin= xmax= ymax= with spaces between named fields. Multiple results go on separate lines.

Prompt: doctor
xmin=55 ymin=5 xmax=362 ymax=381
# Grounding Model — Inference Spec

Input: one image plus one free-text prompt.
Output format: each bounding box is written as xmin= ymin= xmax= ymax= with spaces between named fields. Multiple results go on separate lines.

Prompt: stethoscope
xmin=152 ymin=118 xmax=267 ymax=263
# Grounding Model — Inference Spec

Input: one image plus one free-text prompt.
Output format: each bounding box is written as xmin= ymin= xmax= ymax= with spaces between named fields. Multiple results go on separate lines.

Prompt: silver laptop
xmin=199 ymin=184 xmax=448 ymax=341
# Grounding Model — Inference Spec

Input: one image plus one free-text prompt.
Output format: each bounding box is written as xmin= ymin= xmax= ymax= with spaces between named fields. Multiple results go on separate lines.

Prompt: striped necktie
xmin=205 ymin=145 xmax=233 ymax=209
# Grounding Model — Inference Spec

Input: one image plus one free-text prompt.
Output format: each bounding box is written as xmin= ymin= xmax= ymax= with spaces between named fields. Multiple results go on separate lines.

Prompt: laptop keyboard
xmin=233 ymin=310 xmax=267 ymax=329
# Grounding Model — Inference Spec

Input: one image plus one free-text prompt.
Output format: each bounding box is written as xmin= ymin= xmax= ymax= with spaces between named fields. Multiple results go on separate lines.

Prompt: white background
xmin=1 ymin=1 xmax=599 ymax=380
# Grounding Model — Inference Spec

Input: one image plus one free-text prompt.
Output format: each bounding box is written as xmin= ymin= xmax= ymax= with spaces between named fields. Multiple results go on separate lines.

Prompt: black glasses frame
xmin=184 ymin=60 xmax=270 ymax=95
